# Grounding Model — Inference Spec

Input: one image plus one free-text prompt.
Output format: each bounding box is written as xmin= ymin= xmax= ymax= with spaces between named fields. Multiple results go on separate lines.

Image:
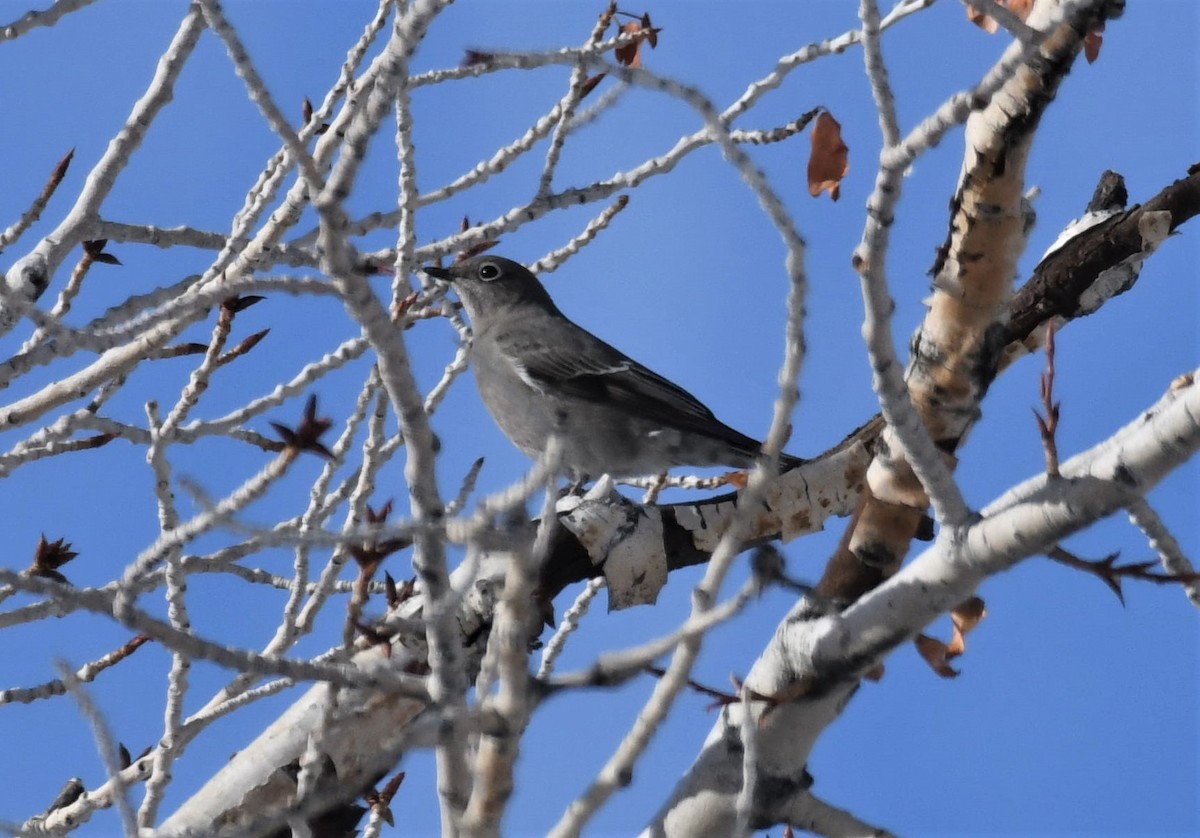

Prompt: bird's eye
xmin=478 ymin=262 xmax=500 ymax=280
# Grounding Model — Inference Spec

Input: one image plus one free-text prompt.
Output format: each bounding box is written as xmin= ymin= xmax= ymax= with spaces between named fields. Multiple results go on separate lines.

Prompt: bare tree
xmin=1 ymin=1 xmax=1196 ymax=836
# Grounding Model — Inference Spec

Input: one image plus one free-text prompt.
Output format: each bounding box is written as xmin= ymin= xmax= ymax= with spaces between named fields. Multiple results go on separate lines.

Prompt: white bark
xmin=645 ymin=371 xmax=1199 ymax=835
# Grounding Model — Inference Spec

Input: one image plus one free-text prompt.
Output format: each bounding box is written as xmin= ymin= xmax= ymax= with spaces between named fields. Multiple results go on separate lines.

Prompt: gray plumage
xmin=423 ymin=255 xmax=802 ymax=481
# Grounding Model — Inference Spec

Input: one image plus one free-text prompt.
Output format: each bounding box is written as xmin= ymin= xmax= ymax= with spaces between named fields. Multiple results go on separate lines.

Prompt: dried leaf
xmin=222 ymin=294 xmax=265 ymax=314
xmin=29 ymin=534 xmax=79 ymax=584
xmin=366 ymin=500 xmax=393 ymax=524
xmin=270 ymin=394 xmax=334 ymax=459
xmin=1084 ymin=26 xmax=1104 ymax=63
xmin=83 ymin=239 xmax=121 ymax=265
xmin=947 ymin=596 xmax=987 ymax=657
xmin=721 ymin=470 xmax=749 ymax=490
xmin=807 ymin=111 xmax=849 ymax=201
xmin=354 ymin=621 xmax=392 ymax=657
xmin=966 ymin=0 xmax=1033 ymax=33
xmin=915 ymin=633 xmax=959 ymax=678
xmin=965 ymin=5 xmax=1000 ymax=33
xmin=1007 ymin=0 xmax=1034 ymax=19
xmin=615 ymin=21 xmax=644 ymax=68
xmin=579 ymin=72 xmax=607 ymax=99
xmin=914 ymin=597 xmax=987 ymax=677
xmin=641 ymin=13 xmax=658 ymax=48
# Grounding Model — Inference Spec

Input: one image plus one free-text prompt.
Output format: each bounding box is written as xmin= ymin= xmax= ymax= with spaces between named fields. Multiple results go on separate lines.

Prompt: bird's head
xmin=423 ymin=256 xmax=558 ymax=325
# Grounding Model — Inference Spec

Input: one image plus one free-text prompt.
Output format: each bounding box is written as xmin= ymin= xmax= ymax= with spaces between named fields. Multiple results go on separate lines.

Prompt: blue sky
xmin=0 ymin=2 xmax=1196 ymax=835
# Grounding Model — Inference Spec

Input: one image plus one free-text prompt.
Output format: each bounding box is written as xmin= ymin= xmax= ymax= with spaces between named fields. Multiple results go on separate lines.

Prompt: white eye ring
xmin=478 ymin=263 xmax=500 ymax=280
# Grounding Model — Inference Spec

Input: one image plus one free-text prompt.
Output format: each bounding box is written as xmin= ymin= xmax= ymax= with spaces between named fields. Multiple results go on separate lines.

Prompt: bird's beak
xmin=422 ymin=264 xmax=453 ymax=282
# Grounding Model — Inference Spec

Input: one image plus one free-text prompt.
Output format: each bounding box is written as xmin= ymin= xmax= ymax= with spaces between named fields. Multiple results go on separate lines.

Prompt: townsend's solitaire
xmin=424 ymin=256 xmax=803 ymax=481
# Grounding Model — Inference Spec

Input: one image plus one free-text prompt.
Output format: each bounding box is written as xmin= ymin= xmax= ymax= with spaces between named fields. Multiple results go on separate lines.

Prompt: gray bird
xmin=423 ymin=256 xmax=803 ymax=481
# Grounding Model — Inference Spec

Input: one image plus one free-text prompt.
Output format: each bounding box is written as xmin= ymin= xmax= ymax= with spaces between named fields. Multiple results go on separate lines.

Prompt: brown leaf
xmin=579 ymin=72 xmax=607 ymax=99
xmin=270 ymin=394 xmax=334 ymax=459
xmin=807 ymin=111 xmax=849 ymax=201
xmin=222 ymin=295 xmax=265 ymax=314
xmin=966 ymin=0 xmax=1034 ymax=33
xmin=351 ymin=501 xmax=411 ymax=581
xmin=641 ymin=13 xmax=658 ymax=48
xmin=28 ymin=534 xmax=79 ymax=584
xmin=1007 ymin=0 xmax=1034 ymax=19
xmin=947 ymin=596 xmax=987 ymax=657
xmin=83 ymin=239 xmax=121 ymax=265
xmin=915 ymin=633 xmax=959 ymax=678
xmin=365 ymin=500 xmax=393 ymax=525
xmin=965 ymin=5 xmax=1000 ymax=33
xmin=1084 ymin=26 xmax=1104 ymax=64
xmin=914 ymin=597 xmax=986 ymax=677
xmin=721 ymin=470 xmax=749 ymax=490
xmin=354 ymin=621 xmax=392 ymax=657
xmin=615 ymin=21 xmax=645 ymax=68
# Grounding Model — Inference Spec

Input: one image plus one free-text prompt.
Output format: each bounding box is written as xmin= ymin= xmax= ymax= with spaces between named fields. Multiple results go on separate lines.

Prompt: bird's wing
xmin=500 ymin=329 xmax=751 ymax=441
